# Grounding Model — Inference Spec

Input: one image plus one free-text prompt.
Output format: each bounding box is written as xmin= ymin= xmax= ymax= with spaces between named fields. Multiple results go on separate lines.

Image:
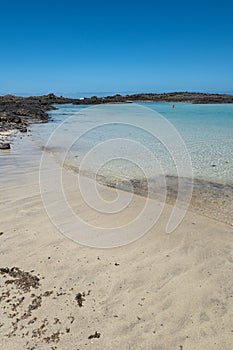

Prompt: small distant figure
xmin=172 ymin=104 xmax=175 ymax=109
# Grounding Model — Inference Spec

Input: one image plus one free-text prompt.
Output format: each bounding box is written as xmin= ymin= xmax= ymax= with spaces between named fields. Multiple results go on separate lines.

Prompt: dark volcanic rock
xmin=0 ymin=142 xmax=11 ymax=149
xmin=0 ymin=92 xmax=233 ymax=138
xmin=70 ymin=92 xmax=233 ymax=105
xmin=19 ymin=126 xmax=27 ymax=133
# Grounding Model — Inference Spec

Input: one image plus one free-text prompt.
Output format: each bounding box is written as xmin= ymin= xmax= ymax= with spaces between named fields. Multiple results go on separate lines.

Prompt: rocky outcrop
xmin=0 ymin=142 xmax=11 ymax=149
xmin=73 ymin=92 xmax=233 ymax=105
xmin=0 ymin=94 xmax=63 ymax=134
xmin=0 ymin=92 xmax=233 ymax=136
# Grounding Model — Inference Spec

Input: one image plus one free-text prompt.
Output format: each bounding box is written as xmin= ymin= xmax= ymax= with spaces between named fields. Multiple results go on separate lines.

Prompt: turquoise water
xmin=147 ymin=102 xmax=233 ymax=184
xmin=31 ymin=102 xmax=233 ymax=185
xmin=30 ymin=102 xmax=233 ymax=225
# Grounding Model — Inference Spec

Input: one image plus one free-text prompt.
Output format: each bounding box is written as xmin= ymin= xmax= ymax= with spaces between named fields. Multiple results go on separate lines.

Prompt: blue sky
xmin=0 ymin=0 xmax=233 ymax=95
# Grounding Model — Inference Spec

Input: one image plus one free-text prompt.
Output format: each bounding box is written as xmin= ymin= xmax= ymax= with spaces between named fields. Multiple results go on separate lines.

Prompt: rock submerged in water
xmin=0 ymin=142 xmax=11 ymax=149
xmin=20 ymin=126 xmax=27 ymax=133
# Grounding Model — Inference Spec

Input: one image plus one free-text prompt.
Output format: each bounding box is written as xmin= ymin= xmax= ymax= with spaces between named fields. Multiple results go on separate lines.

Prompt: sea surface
xmin=30 ymin=102 xmax=233 ymax=224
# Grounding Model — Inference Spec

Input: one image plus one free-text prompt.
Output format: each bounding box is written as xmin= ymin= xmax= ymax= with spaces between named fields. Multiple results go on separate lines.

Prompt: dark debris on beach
xmin=0 ymin=266 xmax=97 ymax=348
xmin=88 ymin=331 xmax=101 ymax=339
xmin=0 ymin=267 xmax=40 ymax=293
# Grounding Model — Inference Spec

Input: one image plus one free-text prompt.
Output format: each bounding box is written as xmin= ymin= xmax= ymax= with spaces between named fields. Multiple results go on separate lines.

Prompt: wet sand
xmin=0 ymin=135 xmax=233 ymax=349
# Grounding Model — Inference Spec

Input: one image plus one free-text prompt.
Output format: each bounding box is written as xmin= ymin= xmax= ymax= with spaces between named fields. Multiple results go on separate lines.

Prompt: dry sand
xmin=0 ymin=135 xmax=233 ymax=350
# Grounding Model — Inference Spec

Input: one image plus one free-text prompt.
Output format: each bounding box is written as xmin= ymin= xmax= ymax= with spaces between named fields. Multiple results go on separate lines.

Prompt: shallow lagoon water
xmin=30 ymin=102 xmax=233 ymax=224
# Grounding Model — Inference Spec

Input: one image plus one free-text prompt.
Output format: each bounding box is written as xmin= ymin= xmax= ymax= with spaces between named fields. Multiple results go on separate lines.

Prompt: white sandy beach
xmin=0 ymin=135 xmax=233 ymax=350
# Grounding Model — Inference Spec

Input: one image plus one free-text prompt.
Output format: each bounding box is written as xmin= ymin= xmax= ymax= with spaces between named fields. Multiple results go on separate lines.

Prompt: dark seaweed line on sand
xmin=61 ymin=157 xmax=233 ymax=226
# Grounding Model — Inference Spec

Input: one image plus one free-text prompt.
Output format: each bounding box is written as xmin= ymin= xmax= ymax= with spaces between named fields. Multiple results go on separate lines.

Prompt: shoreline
xmin=1 ymin=92 xmax=233 ymax=144
xmin=1 ymin=134 xmax=233 ymax=349
xmin=2 ymin=100 xmax=231 ymax=228
xmin=61 ymin=161 xmax=233 ymax=227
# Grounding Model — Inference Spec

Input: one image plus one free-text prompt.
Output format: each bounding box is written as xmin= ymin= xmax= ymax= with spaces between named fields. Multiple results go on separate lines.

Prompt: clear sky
xmin=0 ymin=0 xmax=233 ymax=95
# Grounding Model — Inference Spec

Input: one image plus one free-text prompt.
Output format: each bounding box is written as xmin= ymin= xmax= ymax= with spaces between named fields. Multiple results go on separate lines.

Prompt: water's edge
xmin=61 ymin=159 xmax=233 ymax=226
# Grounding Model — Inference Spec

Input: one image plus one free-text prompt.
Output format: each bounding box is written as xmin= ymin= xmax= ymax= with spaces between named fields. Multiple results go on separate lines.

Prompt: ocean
xmin=30 ymin=102 xmax=233 ymax=225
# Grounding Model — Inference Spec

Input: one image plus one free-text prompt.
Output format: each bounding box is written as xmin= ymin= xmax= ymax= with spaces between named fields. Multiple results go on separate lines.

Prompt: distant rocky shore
xmin=1 ymin=92 xmax=233 ymax=144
